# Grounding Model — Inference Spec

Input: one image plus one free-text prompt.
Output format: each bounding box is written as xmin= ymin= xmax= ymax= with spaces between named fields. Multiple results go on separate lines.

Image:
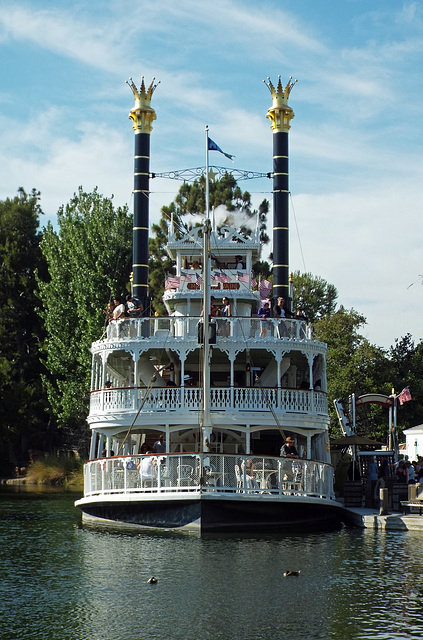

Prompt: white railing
xmin=105 ymin=316 xmax=312 ymax=341
xmin=89 ymin=387 xmax=328 ymax=416
xmin=83 ymin=453 xmax=335 ymax=501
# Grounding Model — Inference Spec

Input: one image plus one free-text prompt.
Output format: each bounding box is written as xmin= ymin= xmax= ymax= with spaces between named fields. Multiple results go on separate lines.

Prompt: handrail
xmin=89 ymin=386 xmax=328 ymax=416
xmin=82 ymin=452 xmax=335 ymax=501
xmin=103 ymin=316 xmax=312 ymax=341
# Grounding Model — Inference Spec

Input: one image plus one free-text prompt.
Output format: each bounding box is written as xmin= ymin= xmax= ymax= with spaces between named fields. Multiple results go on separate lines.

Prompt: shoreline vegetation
xmin=2 ymin=455 xmax=84 ymax=489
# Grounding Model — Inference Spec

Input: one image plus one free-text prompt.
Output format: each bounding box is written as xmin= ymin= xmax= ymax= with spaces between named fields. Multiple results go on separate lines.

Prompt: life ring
xmin=374 ymin=477 xmax=385 ymax=500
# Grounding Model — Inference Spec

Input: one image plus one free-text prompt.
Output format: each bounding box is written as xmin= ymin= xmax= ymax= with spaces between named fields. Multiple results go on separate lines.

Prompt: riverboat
xmin=75 ymin=75 xmax=342 ymax=532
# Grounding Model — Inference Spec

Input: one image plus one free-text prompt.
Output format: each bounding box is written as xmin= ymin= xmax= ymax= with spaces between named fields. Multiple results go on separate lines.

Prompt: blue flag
xmin=208 ymin=137 xmax=234 ymax=160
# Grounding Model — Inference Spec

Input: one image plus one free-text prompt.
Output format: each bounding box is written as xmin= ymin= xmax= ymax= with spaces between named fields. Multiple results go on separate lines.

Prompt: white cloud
xmin=0 ymin=5 xmax=129 ymax=72
xmin=1 ymin=0 xmax=423 ymax=351
xmin=290 ymin=178 xmax=423 ymax=348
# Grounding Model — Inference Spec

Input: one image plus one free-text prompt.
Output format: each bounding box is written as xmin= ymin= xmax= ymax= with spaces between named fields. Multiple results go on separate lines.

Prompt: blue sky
xmin=1 ymin=0 xmax=422 ymax=351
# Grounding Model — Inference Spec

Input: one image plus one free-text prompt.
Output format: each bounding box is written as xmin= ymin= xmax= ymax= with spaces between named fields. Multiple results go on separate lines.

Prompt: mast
xmin=264 ymin=75 xmax=296 ymax=306
xmin=126 ymin=76 xmax=160 ymax=311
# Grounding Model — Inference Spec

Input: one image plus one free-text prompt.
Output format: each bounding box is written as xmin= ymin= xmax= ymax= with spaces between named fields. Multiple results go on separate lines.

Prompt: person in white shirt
xmin=112 ymin=297 xmax=125 ymax=320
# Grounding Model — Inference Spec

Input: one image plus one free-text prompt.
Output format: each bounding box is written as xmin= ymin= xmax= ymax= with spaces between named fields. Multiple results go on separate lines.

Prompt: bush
xmin=26 ymin=454 xmax=83 ymax=486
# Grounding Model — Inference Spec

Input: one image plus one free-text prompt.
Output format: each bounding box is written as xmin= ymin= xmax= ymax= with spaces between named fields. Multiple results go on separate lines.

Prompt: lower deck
xmin=75 ymin=452 xmax=340 ymax=533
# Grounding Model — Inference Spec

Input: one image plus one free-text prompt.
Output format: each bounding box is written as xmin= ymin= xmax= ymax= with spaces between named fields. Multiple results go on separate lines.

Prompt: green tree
xmin=314 ymin=307 xmax=390 ymax=439
xmin=388 ymin=334 xmax=423 ymax=438
xmin=37 ymin=187 xmax=133 ymax=450
xmin=252 ymin=260 xmax=272 ymax=280
xmin=0 ymin=189 xmax=49 ymax=470
xmin=291 ymin=271 xmax=338 ymax=323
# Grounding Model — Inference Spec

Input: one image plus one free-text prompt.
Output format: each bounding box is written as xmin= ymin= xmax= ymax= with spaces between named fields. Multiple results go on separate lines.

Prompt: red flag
xmin=398 ymin=387 xmax=412 ymax=405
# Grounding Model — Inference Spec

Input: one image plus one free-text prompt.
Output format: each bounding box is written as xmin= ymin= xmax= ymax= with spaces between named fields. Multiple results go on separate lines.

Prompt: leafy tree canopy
xmin=291 ymin=270 xmax=338 ymax=323
xmin=387 ymin=334 xmax=423 ymax=437
xmin=0 ymin=188 xmax=48 ymax=467
xmin=314 ymin=307 xmax=390 ymax=439
xmin=37 ymin=187 xmax=132 ymax=448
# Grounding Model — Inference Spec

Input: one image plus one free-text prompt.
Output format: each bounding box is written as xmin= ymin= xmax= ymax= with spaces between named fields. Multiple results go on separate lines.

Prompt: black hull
xmin=77 ymin=496 xmax=343 ymax=534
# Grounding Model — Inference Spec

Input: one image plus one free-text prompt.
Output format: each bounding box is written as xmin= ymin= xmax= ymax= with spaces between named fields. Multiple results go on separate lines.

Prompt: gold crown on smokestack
xmin=264 ymin=75 xmax=297 ymax=132
xmin=264 ymin=75 xmax=297 ymax=107
xmin=126 ymin=76 xmax=160 ymax=133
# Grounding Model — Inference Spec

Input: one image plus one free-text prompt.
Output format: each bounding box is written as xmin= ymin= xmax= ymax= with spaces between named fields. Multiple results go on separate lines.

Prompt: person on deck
xmin=242 ymin=458 xmax=258 ymax=489
xmin=112 ymin=297 xmax=125 ymax=321
xmin=153 ymin=434 xmax=166 ymax=454
xmin=137 ymin=448 xmax=157 ymax=486
xmin=280 ymin=436 xmax=299 ymax=459
xmin=219 ymin=297 xmax=231 ymax=337
xmin=273 ymin=297 xmax=293 ymax=337
xmin=103 ymin=300 xmax=115 ymax=322
xmin=296 ymin=308 xmax=308 ymax=322
xmin=126 ymin=294 xmax=144 ymax=318
xmin=258 ymin=302 xmax=270 ymax=337
xmin=235 ymin=255 xmax=244 ymax=270
xmin=201 ymin=296 xmax=217 ymax=317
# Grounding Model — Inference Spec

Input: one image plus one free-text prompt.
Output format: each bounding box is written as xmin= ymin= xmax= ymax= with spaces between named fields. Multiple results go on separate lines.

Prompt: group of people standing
xmin=394 ymin=456 xmax=423 ymax=484
xmin=104 ymin=294 xmax=144 ymax=322
xmin=258 ymin=297 xmax=307 ymax=338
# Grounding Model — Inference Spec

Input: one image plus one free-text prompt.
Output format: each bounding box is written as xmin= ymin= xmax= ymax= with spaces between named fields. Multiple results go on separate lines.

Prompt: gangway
xmin=334 ymin=398 xmax=353 ymax=436
xmin=334 ymin=393 xmax=398 ymax=458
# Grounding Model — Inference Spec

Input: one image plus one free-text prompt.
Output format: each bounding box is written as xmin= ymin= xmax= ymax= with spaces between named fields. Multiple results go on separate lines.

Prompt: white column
xmin=90 ymin=431 xmax=97 ymax=458
xmin=246 ymin=426 xmax=251 ymax=454
xmin=102 ymin=352 xmax=108 ymax=389
xmin=308 ymin=354 xmax=313 ymax=390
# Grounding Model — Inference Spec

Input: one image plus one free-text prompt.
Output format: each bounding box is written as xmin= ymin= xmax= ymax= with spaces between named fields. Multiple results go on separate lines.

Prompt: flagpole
xmin=201 ymin=125 xmax=212 ymax=451
xmin=393 ymin=391 xmax=398 ymax=460
xmin=205 ymin=125 xmax=210 ymax=221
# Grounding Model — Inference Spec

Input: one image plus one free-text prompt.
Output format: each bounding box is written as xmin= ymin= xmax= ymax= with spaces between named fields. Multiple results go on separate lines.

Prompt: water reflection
xmin=1 ymin=490 xmax=423 ymax=639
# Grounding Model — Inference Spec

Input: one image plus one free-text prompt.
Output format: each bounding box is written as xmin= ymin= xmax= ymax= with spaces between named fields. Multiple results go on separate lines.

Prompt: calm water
xmin=1 ymin=489 xmax=423 ymax=640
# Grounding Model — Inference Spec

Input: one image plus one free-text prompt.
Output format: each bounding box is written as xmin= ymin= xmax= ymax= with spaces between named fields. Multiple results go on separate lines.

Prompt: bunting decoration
xmin=165 ymin=276 xmax=180 ymax=290
xmin=259 ymin=279 xmax=272 ymax=299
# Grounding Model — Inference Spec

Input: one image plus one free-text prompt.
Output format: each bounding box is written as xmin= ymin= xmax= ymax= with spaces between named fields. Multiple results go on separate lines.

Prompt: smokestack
xmin=126 ymin=76 xmax=160 ymax=310
xmin=264 ymin=76 xmax=296 ymax=305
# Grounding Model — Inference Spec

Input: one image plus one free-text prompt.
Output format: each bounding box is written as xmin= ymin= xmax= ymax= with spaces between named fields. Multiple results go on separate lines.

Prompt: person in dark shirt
xmin=126 ymin=294 xmax=144 ymax=317
xmin=153 ymin=434 xmax=166 ymax=454
xmin=258 ymin=302 xmax=270 ymax=337
xmin=235 ymin=255 xmax=244 ymax=270
xmin=280 ymin=436 xmax=299 ymax=458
